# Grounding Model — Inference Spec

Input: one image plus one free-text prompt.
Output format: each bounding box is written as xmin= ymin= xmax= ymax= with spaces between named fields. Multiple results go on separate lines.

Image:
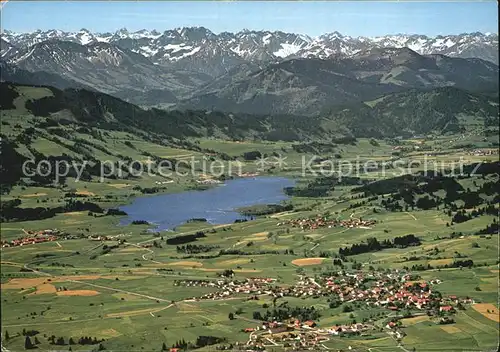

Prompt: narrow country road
xmin=21 ymin=242 xmax=173 ymax=303
xmin=67 ymin=279 xmax=173 ymax=302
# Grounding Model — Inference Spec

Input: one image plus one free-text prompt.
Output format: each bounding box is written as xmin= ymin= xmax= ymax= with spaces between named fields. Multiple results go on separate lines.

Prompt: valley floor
xmin=1 ymin=130 xmax=499 ymax=352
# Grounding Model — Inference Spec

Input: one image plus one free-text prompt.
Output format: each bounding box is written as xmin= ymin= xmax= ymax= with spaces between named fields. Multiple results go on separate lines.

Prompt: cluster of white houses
xmin=174 ymin=271 xmax=472 ymax=316
xmin=277 ymin=216 xmax=376 ymax=231
xmin=233 ymin=271 xmax=474 ymax=350
xmin=315 ymin=271 xmax=473 ymax=312
xmin=174 ymin=278 xmax=277 ymax=300
xmin=1 ymin=229 xmax=61 ymax=248
xmin=243 ymin=319 xmax=374 ymax=350
xmin=465 ymin=149 xmax=498 ymax=156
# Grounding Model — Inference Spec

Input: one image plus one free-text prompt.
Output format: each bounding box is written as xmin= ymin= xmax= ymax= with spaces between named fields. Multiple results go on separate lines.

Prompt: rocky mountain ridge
xmin=2 ymin=28 xmax=498 ymax=71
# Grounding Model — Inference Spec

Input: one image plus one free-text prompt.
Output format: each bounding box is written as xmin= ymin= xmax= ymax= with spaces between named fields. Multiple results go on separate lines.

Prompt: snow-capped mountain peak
xmin=1 ymin=28 xmax=498 ymax=74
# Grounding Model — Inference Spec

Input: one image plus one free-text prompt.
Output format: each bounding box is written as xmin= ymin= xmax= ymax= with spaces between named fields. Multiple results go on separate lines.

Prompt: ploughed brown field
xmin=291 ymin=258 xmax=326 ymax=266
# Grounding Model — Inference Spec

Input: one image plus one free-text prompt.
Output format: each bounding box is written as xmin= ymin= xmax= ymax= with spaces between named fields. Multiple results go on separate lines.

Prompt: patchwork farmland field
xmin=1 ymin=82 xmax=499 ymax=351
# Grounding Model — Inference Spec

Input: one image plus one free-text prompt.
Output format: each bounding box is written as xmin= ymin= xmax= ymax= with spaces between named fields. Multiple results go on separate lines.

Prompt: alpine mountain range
xmin=1 ymin=27 xmax=498 ymax=115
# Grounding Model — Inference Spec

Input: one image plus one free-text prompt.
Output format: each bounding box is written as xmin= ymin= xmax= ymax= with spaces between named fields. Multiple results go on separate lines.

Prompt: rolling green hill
xmin=0 ymin=82 xmax=325 ymax=142
xmin=2 ymin=82 xmax=497 ymax=144
xmin=1 ymin=81 xmax=497 ymax=194
xmin=321 ymin=86 xmax=499 ymax=137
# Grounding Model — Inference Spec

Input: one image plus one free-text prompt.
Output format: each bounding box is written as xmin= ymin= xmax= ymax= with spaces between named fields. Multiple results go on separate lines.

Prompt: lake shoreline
xmin=118 ymin=176 xmax=295 ymax=231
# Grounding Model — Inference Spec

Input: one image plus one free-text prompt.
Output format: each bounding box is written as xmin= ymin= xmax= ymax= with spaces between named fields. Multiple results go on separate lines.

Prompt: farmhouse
xmin=439 ymin=306 xmax=455 ymax=313
xmin=302 ymin=320 xmax=317 ymax=328
xmin=386 ymin=321 xmax=397 ymax=329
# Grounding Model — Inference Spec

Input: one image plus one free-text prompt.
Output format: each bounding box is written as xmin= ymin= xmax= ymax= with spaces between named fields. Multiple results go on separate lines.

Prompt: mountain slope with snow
xmin=2 ymin=40 xmax=212 ymax=105
xmin=1 ymin=27 xmax=497 ymax=109
xmin=2 ymin=28 xmax=498 ymax=69
xmin=177 ymin=48 xmax=499 ymax=116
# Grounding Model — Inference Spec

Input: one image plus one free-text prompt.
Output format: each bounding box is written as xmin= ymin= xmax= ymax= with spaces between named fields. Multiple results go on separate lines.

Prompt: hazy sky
xmin=2 ymin=1 xmax=498 ymax=37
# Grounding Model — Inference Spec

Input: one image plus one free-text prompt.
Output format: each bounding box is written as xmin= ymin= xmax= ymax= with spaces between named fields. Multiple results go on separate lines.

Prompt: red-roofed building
xmin=440 ymin=306 xmax=454 ymax=312
xmin=303 ymin=320 xmax=316 ymax=328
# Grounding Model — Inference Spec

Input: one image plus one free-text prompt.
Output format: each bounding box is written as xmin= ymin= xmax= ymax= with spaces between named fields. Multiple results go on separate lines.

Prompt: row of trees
xmin=239 ymin=204 xmax=293 ymax=216
xmin=339 ymin=235 xmax=421 ymax=256
xmin=452 ymin=205 xmax=498 ymax=224
xmin=20 ymin=334 xmax=105 ymax=350
xmin=252 ymin=306 xmax=321 ymax=322
xmin=476 ymin=222 xmax=499 ymax=235
xmin=48 ymin=335 xmax=104 ymax=346
xmin=168 ymin=335 xmax=226 ymax=350
xmin=166 ymin=231 xmax=206 ymax=245
xmin=1 ymin=198 xmax=104 ymax=222
xmin=407 ymin=259 xmax=474 ymax=271
xmin=218 ymin=249 xmax=283 ymax=256
xmin=176 ymin=244 xmax=220 ymax=254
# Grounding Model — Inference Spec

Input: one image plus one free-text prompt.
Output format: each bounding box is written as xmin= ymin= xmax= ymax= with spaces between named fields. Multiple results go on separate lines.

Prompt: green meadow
xmin=1 ymin=122 xmax=499 ymax=351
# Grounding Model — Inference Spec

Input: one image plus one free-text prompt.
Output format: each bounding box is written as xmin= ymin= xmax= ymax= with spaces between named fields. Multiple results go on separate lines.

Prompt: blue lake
xmin=119 ymin=177 xmax=295 ymax=231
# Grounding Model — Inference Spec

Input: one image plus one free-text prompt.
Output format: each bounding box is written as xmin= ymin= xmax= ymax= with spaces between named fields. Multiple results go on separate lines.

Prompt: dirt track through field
xmin=0 ymin=261 xmax=24 ymax=268
xmin=66 ymin=279 xmax=173 ymax=302
xmin=405 ymin=212 xmax=417 ymax=220
xmin=167 ymin=261 xmax=203 ymax=267
xmin=106 ymin=304 xmax=173 ymax=318
xmin=3 ymin=270 xmax=172 ymax=303
xmin=2 ymin=274 xmax=144 ymax=292
xmin=107 ymin=183 xmax=130 ymax=189
xmin=21 ymin=193 xmax=47 ymax=198
xmin=216 ymin=258 xmax=251 ymax=266
xmin=458 ymin=311 xmax=499 ymax=333
xmin=440 ymin=325 xmax=461 ymax=333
